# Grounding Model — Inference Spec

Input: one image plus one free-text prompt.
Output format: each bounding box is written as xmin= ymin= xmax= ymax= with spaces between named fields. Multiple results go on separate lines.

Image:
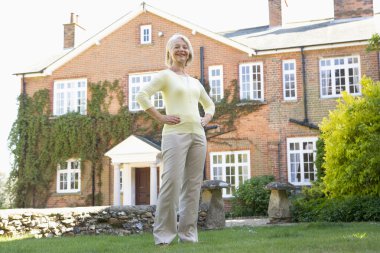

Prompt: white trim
xmin=56 ymin=158 xmax=81 ymax=194
xmin=140 ymin=24 xmax=152 ymax=44
xmin=287 ymin=137 xmax=318 ymax=186
xmin=282 ymin=59 xmax=297 ymax=101
xmin=53 ymin=78 xmax=87 ymax=116
xmin=239 ymin=62 xmax=264 ymax=101
xmin=319 ymin=55 xmax=361 ymax=98
xmin=210 ymin=150 xmax=251 ymax=197
xmin=113 ymin=163 xmax=121 ymax=205
xmin=208 ymin=65 xmax=224 ymax=102
xmin=128 ymin=71 xmax=164 ymax=112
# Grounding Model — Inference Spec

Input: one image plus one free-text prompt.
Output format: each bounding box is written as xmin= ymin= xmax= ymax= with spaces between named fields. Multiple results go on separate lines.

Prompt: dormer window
xmin=140 ymin=25 xmax=152 ymax=44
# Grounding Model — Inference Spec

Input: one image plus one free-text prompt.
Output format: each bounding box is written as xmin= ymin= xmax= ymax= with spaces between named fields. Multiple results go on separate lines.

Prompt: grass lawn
xmin=0 ymin=222 xmax=379 ymax=253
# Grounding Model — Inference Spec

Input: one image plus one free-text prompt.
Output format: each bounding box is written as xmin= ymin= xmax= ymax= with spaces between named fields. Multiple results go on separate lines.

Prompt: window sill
xmin=53 ymin=192 xmax=82 ymax=196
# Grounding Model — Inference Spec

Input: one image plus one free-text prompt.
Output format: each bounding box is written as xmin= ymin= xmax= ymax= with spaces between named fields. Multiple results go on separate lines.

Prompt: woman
xmin=136 ymin=33 xmax=215 ymax=245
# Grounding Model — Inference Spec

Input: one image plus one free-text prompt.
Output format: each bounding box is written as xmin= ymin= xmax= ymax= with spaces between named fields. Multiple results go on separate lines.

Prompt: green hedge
xmin=291 ymin=195 xmax=380 ymax=222
xmin=230 ymin=175 xmax=274 ymax=217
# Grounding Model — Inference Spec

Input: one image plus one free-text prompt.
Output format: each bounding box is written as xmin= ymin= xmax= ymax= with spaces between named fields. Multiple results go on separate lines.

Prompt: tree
xmin=320 ymin=77 xmax=380 ymax=197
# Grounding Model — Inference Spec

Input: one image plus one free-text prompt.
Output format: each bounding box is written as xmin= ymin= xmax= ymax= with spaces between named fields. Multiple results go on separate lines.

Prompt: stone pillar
xmin=113 ymin=163 xmax=121 ymax=206
xmin=265 ymin=182 xmax=295 ymax=223
xmin=200 ymin=180 xmax=230 ymax=229
xmin=150 ymin=164 xmax=158 ymax=205
xmin=123 ymin=164 xmax=133 ymax=205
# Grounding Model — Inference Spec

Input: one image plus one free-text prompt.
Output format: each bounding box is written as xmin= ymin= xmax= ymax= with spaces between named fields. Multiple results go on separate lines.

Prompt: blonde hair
xmin=165 ymin=33 xmax=194 ymax=67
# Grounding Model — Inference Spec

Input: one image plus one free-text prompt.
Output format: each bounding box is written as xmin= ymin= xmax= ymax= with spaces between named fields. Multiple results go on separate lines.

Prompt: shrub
xmin=291 ymin=195 xmax=380 ymax=222
xmin=231 ymin=175 xmax=274 ymax=217
xmin=320 ymin=77 xmax=380 ymax=197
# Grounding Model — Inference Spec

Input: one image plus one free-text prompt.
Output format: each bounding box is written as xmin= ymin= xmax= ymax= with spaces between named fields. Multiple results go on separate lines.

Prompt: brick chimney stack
xmin=63 ymin=13 xmax=85 ymax=49
xmin=268 ymin=0 xmax=282 ymax=27
xmin=334 ymin=0 xmax=373 ymax=19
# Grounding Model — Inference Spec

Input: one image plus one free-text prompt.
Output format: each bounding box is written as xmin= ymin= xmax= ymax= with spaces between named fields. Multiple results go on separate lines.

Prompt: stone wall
xmin=0 ymin=205 xmax=210 ymax=239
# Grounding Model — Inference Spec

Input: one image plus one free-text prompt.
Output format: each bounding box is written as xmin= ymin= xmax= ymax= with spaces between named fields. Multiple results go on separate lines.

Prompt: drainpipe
xmin=21 ymin=74 xmax=27 ymax=208
xmin=377 ymin=51 xmax=380 ymax=81
xmin=301 ymin=46 xmax=309 ymax=123
xmin=200 ymin=46 xmax=205 ymax=85
xmin=288 ymin=47 xmax=319 ymax=129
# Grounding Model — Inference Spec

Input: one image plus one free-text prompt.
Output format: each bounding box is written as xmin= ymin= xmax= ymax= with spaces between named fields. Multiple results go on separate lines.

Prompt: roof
xmin=15 ymin=2 xmax=255 ymax=77
xmin=226 ymin=16 xmax=380 ymax=53
xmin=15 ymin=4 xmax=380 ymax=76
xmin=105 ymin=135 xmax=161 ymax=164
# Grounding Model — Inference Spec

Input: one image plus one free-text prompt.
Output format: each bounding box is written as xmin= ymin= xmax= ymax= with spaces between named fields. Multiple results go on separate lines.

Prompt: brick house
xmin=15 ymin=0 xmax=379 ymax=208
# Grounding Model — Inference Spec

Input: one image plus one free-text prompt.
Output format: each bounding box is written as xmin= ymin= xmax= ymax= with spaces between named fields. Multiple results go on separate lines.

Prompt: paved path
xmin=225 ymin=218 xmax=270 ymax=227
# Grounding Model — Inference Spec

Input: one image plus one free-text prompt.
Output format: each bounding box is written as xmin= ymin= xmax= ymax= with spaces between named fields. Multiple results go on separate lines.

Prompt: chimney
xmin=63 ymin=13 xmax=85 ymax=49
xmin=334 ymin=0 xmax=373 ymax=20
xmin=268 ymin=0 xmax=282 ymax=27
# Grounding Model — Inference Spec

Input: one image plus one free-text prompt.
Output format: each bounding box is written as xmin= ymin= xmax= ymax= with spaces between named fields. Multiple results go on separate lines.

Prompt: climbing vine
xmin=8 ymin=80 xmax=136 ymax=208
xmin=211 ymin=79 xmax=264 ymax=132
xmin=8 ymin=78 xmax=262 ymax=208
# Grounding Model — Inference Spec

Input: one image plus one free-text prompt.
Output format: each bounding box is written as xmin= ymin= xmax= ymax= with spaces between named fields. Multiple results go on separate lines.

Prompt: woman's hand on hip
xmin=201 ymin=114 xmax=213 ymax=127
xmin=160 ymin=115 xmax=181 ymax=125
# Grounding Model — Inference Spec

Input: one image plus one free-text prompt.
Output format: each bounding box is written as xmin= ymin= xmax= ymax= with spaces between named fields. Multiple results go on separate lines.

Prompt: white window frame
xmin=53 ymin=79 xmax=87 ymax=116
xmin=319 ymin=56 xmax=361 ymax=98
xmin=140 ymin=25 xmax=152 ymax=44
xmin=239 ymin=62 xmax=264 ymax=101
xmin=57 ymin=159 xmax=81 ymax=193
xmin=208 ymin=65 xmax=224 ymax=102
xmin=283 ymin=59 xmax=297 ymax=101
xmin=128 ymin=72 xmax=164 ymax=112
xmin=287 ymin=137 xmax=318 ymax=186
xmin=210 ymin=150 xmax=251 ymax=197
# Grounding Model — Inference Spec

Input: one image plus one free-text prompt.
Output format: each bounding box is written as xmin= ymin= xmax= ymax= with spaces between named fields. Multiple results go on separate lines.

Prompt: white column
xmin=150 ymin=164 xmax=158 ymax=205
xmin=113 ymin=163 xmax=121 ymax=206
xmin=123 ymin=164 xmax=133 ymax=205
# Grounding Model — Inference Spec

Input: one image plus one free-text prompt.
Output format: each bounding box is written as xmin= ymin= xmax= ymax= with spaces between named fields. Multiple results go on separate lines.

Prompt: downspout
xmin=21 ymin=74 xmax=27 ymax=208
xmin=288 ymin=47 xmax=319 ymax=129
xmin=200 ymin=46 xmax=205 ymax=86
xmin=200 ymin=46 xmax=207 ymax=180
xmin=301 ymin=46 xmax=309 ymax=124
xmin=377 ymin=51 xmax=380 ymax=81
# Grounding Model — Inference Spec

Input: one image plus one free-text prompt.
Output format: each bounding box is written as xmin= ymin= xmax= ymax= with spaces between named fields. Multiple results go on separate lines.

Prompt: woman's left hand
xmin=201 ymin=114 xmax=213 ymax=127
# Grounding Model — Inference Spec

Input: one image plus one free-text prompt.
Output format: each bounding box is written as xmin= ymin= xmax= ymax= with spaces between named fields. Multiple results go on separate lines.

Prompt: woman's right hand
xmin=159 ymin=115 xmax=181 ymax=125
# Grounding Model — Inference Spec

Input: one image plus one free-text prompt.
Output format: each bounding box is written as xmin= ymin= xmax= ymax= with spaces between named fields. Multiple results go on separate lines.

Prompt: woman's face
xmin=170 ymin=38 xmax=189 ymax=66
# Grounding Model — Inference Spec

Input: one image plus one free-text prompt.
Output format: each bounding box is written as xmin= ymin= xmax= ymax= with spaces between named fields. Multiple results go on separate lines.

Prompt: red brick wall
xmin=268 ymin=0 xmax=282 ymax=27
xmin=23 ymin=11 xmax=379 ymax=207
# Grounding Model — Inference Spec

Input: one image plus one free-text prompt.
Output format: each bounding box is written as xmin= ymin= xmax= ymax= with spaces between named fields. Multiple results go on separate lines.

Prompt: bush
xmin=291 ymin=195 xmax=380 ymax=222
xmin=320 ymin=77 xmax=380 ymax=197
xmin=231 ymin=175 xmax=274 ymax=217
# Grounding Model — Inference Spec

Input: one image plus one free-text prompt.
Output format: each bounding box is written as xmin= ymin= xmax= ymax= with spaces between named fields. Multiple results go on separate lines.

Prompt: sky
xmin=0 ymin=0 xmax=375 ymax=178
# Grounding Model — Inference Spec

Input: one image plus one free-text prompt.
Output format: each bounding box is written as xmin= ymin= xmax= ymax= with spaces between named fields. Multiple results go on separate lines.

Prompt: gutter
xmin=254 ymin=39 xmax=368 ymax=55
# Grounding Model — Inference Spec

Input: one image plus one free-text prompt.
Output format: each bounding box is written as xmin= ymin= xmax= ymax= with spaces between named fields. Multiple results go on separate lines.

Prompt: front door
xmin=135 ymin=167 xmax=150 ymax=205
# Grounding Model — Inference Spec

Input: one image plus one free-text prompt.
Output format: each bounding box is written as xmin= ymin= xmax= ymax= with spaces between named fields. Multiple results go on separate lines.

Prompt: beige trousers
xmin=153 ymin=133 xmax=206 ymax=244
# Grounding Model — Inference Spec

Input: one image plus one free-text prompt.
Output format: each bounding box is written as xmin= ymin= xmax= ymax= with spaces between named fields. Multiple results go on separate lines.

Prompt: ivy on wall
xmin=8 ymin=78 xmax=262 ymax=208
xmin=8 ymin=80 xmax=134 ymax=208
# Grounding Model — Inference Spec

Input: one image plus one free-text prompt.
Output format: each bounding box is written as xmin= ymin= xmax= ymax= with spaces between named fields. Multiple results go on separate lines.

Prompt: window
xmin=210 ymin=151 xmax=250 ymax=197
xmin=283 ymin=59 xmax=297 ymax=100
xmin=208 ymin=65 xmax=224 ymax=102
xmin=128 ymin=72 xmax=164 ymax=111
xmin=140 ymin=25 xmax=152 ymax=44
xmin=239 ymin=62 xmax=264 ymax=101
xmin=320 ymin=56 xmax=361 ymax=98
xmin=54 ymin=79 xmax=87 ymax=116
xmin=57 ymin=159 xmax=81 ymax=193
xmin=287 ymin=137 xmax=318 ymax=186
